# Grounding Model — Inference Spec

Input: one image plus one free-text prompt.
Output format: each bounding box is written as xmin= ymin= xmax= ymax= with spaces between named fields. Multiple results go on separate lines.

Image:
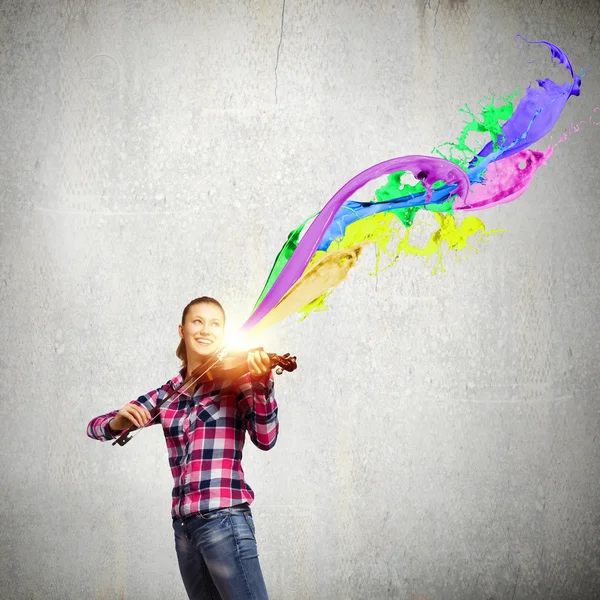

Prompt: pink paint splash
xmin=456 ymin=105 xmax=599 ymax=212
xmin=455 ymin=147 xmax=554 ymax=212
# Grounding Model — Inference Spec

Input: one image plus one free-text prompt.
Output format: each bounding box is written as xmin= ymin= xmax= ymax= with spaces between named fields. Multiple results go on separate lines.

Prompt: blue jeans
xmin=173 ymin=505 xmax=269 ymax=600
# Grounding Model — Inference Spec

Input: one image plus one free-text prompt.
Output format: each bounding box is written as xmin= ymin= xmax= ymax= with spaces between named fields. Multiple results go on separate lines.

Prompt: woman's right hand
xmin=109 ymin=403 xmax=152 ymax=431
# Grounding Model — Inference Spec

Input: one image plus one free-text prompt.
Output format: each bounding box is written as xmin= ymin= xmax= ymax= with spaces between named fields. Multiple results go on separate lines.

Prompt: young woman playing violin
xmin=87 ymin=296 xmax=278 ymax=600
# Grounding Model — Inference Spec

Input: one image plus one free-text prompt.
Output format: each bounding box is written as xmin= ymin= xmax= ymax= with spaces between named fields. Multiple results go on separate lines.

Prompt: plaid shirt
xmin=86 ymin=368 xmax=278 ymax=519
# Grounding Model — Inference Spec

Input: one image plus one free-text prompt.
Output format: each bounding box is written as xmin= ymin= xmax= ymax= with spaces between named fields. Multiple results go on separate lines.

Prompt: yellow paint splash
xmin=393 ymin=211 xmax=504 ymax=275
xmin=298 ymin=210 xmax=503 ymax=317
xmin=249 ymin=210 xmax=504 ymax=332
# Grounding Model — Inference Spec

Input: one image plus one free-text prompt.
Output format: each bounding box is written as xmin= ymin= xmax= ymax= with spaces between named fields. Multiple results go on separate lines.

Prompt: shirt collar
xmin=169 ymin=367 xmax=186 ymax=391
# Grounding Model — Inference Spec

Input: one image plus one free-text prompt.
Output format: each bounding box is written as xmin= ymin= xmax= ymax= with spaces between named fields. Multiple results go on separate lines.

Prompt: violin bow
xmin=112 ymin=343 xmax=230 ymax=447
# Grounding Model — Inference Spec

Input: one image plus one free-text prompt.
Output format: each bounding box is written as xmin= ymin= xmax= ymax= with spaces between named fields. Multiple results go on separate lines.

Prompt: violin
xmin=112 ymin=347 xmax=297 ymax=447
xmin=194 ymin=348 xmax=297 ymax=383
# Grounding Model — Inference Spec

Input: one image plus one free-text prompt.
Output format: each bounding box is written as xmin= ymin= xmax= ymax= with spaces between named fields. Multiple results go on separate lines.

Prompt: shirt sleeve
xmin=236 ymin=371 xmax=279 ymax=451
xmin=86 ymin=387 xmax=163 ymax=442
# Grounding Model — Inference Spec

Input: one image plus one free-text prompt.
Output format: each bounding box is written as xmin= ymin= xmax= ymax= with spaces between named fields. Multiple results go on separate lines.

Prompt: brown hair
xmin=176 ymin=296 xmax=226 ymax=368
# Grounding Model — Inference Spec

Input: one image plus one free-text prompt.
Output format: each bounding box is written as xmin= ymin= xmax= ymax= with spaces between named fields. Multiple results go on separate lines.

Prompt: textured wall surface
xmin=1 ymin=0 xmax=600 ymax=598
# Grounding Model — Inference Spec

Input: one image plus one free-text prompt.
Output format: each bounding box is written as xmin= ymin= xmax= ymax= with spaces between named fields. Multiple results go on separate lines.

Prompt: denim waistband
xmin=175 ymin=502 xmax=250 ymax=522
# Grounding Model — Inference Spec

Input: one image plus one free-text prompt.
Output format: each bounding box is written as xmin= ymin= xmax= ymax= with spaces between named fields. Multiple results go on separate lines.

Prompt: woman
xmin=87 ymin=296 xmax=278 ymax=600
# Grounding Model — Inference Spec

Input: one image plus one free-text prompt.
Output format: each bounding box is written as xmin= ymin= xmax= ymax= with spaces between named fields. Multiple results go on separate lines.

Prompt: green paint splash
xmin=433 ymin=90 xmax=520 ymax=168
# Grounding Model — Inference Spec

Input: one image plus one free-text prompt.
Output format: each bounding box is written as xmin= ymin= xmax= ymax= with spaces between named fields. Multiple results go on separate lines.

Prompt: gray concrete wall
xmin=1 ymin=0 xmax=600 ymax=598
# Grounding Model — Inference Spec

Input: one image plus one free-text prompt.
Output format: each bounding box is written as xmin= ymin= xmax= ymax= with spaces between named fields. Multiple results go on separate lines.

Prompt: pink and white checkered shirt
xmin=87 ymin=369 xmax=278 ymax=518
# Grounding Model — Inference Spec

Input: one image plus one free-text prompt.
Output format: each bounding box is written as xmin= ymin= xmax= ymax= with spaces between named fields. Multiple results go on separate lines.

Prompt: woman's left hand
xmin=248 ymin=349 xmax=272 ymax=377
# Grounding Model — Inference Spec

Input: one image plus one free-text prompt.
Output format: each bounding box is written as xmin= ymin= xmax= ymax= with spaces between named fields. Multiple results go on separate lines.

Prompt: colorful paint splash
xmin=240 ymin=37 xmax=584 ymax=335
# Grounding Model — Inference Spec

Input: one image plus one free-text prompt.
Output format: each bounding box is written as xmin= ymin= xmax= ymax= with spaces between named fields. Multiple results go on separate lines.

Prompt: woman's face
xmin=178 ymin=302 xmax=225 ymax=358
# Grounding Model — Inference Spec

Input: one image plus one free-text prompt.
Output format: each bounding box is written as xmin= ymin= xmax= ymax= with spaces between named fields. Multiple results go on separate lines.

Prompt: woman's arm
xmin=86 ymin=388 xmax=162 ymax=442
xmin=237 ymin=372 xmax=279 ymax=451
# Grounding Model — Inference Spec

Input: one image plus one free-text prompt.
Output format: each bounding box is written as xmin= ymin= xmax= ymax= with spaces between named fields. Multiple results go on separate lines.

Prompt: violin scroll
xmin=269 ymin=352 xmax=297 ymax=376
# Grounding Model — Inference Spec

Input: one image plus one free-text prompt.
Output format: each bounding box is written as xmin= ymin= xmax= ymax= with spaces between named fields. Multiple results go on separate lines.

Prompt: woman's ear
xmin=178 ymin=324 xmax=184 ymax=339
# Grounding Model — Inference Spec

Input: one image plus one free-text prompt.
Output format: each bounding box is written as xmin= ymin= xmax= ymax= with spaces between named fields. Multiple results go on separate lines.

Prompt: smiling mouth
xmin=195 ymin=338 xmax=213 ymax=346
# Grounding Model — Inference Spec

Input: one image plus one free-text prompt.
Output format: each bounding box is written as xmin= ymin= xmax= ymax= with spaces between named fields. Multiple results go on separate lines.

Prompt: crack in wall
xmin=274 ymin=0 xmax=286 ymax=104
xmin=423 ymin=0 xmax=442 ymax=28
